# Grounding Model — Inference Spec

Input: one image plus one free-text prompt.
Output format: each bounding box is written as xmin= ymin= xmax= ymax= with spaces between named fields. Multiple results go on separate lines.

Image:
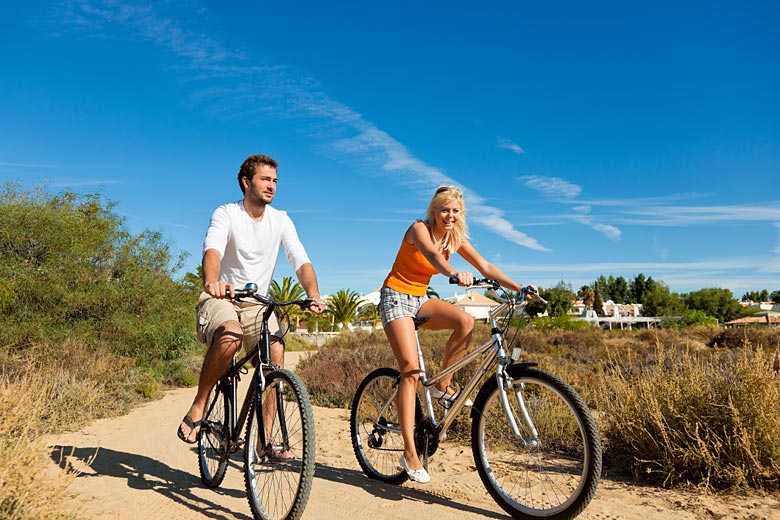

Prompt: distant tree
xmin=742 ymin=289 xmax=771 ymax=302
xmin=578 ymin=285 xmax=595 ymax=309
xmin=358 ymin=303 xmax=380 ymax=324
xmin=593 ymin=286 xmax=605 ymax=317
xmin=682 ymin=309 xmax=718 ymax=327
xmin=771 ymin=290 xmax=780 ymax=304
xmin=611 ymin=276 xmax=630 ymax=304
xmin=542 ymin=281 xmax=575 ymax=318
xmin=595 ymin=275 xmax=610 ymax=301
xmin=629 ymin=273 xmax=648 ymax=304
xmin=326 ymin=289 xmax=363 ymax=330
xmin=683 ymin=288 xmax=743 ymax=324
xmin=642 ymin=281 xmax=683 ymax=317
xmin=304 ymin=311 xmax=333 ymax=333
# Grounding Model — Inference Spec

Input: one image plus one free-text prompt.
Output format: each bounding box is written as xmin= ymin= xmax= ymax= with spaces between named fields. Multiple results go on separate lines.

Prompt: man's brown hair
xmin=237 ymin=154 xmax=278 ymax=193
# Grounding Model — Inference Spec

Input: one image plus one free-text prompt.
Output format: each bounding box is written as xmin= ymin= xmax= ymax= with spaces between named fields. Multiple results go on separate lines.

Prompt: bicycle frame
xmin=204 ymin=295 xmax=293 ymax=454
xmin=420 ymin=299 xmax=514 ymax=435
xmin=377 ymin=290 xmax=542 ymax=446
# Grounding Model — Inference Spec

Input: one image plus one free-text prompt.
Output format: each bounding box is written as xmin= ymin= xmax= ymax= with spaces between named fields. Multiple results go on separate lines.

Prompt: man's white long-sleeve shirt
xmin=203 ymin=201 xmax=311 ymax=295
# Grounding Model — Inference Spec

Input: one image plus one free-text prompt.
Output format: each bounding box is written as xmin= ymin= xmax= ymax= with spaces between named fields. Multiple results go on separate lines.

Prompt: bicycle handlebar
xmin=448 ymin=276 xmax=547 ymax=305
xmin=233 ymin=283 xmax=317 ymax=310
xmin=448 ymin=276 xmax=500 ymax=290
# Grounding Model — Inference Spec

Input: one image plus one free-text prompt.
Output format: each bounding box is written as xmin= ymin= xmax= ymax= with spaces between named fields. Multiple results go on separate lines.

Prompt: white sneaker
xmin=399 ymin=455 xmax=430 ymax=484
xmin=430 ymin=386 xmax=473 ymax=407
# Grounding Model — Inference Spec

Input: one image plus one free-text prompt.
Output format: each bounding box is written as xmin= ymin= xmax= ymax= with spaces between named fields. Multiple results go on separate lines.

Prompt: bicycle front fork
xmin=497 ymin=368 xmax=539 ymax=447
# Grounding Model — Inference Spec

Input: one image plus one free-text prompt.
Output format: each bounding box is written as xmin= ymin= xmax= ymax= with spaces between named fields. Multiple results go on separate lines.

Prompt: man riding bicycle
xmin=178 ymin=153 xmax=324 ymax=444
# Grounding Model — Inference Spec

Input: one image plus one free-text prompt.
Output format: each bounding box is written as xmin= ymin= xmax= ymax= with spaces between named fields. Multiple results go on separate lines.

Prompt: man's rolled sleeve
xmin=280 ymin=215 xmax=310 ymax=272
xmin=203 ymin=205 xmax=230 ymax=257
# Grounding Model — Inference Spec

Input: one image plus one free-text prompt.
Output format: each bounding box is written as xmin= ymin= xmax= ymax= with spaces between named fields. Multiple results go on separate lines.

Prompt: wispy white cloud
xmin=58 ymin=0 xmax=549 ymax=252
xmin=497 ymin=255 xmax=780 ymax=295
xmin=615 ymin=204 xmax=780 ymax=226
xmin=519 ymin=174 xmax=780 ymax=248
xmin=520 ymin=175 xmax=581 ymax=200
xmin=652 ymin=238 xmax=669 ymax=259
xmin=520 ymin=175 xmax=620 ymax=240
xmin=0 ymin=161 xmax=65 ymax=169
xmin=497 ymin=138 xmax=524 ymax=155
xmin=49 ymin=179 xmax=123 ymax=188
xmin=567 ymin=193 xmax=780 ymax=227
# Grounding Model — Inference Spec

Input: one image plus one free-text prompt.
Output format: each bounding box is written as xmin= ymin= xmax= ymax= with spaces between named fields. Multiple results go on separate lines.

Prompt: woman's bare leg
xmin=418 ymin=299 xmax=474 ymax=393
xmin=384 ymin=317 xmax=424 ymax=471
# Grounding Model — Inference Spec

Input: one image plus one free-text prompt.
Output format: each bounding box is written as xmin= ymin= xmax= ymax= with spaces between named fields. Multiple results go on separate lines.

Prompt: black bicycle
xmin=351 ymin=279 xmax=601 ymax=520
xmin=197 ymin=283 xmax=316 ymax=520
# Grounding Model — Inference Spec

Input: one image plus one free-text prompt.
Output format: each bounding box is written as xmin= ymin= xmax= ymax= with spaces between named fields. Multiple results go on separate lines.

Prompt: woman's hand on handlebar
xmin=448 ymin=272 xmax=474 ymax=287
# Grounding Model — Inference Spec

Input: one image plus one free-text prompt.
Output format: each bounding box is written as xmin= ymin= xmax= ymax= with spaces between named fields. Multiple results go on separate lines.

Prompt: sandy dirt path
xmin=46 ymin=352 xmax=780 ymax=520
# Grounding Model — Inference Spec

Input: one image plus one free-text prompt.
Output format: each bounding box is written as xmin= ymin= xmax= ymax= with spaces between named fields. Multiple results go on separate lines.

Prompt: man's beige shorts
xmin=196 ymin=291 xmax=283 ymax=356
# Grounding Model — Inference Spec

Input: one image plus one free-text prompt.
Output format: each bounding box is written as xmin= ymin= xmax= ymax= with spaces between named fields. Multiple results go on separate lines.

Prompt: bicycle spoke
xmin=472 ymin=368 xmax=601 ymax=519
xmin=244 ymin=369 xmax=315 ymax=520
xmin=350 ymin=368 xmax=411 ymax=484
xmin=198 ymin=383 xmax=231 ymax=488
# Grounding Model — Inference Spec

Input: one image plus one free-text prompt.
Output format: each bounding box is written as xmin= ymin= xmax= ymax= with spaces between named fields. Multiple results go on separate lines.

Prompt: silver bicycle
xmin=350 ymin=279 xmax=601 ymax=520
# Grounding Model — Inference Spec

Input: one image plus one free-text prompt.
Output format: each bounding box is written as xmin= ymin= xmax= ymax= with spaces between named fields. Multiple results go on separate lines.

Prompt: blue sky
xmin=2 ymin=1 xmax=779 ymax=299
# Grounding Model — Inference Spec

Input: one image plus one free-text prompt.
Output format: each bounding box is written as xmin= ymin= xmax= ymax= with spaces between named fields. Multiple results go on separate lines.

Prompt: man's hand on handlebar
xmin=204 ymin=280 xmax=235 ymax=299
xmin=307 ymin=300 xmax=326 ymax=314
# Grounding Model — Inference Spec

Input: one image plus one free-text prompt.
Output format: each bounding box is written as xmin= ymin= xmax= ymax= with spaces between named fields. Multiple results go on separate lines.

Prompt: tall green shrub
xmin=0 ymin=184 xmax=197 ymax=366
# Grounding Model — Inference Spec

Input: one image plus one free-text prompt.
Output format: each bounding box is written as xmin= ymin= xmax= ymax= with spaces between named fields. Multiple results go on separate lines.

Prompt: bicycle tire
xmin=198 ymin=379 xmax=232 ymax=488
xmin=350 ymin=367 xmax=423 ymax=484
xmin=471 ymin=366 xmax=601 ymax=520
xmin=244 ymin=369 xmax=316 ymax=520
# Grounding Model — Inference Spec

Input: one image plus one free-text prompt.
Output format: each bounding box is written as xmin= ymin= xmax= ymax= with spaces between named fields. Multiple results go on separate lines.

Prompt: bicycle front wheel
xmin=244 ymin=369 xmax=315 ymax=520
xmin=198 ymin=379 xmax=232 ymax=488
xmin=471 ymin=366 xmax=601 ymax=520
xmin=350 ymin=367 xmax=422 ymax=484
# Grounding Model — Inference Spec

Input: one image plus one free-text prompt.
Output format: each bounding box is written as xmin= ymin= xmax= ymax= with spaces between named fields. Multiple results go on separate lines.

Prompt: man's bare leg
xmin=179 ymin=321 xmax=243 ymax=442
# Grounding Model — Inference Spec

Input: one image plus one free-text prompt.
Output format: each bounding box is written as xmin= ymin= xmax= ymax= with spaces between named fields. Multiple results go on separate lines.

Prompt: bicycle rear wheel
xmin=471 ymin=366 xmax=601 ymax=520
xmin=350 ymin=367 xmax=422 ymax=484
xmin=198 ymin=379 xmax=232 ymax=488
xmin=244 ymin=369 xmax=315 ymax=520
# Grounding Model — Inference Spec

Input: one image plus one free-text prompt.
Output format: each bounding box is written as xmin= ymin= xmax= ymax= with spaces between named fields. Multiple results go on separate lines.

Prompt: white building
xmin=446 ymin=292 xmax=501 ymax=321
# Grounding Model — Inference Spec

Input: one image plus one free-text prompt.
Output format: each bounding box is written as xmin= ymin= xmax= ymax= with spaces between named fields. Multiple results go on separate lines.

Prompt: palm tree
xmin=269 ymin=276 xmax=306 ymax=300
xmin=358 ymin=303 xmax=381 ymax=328
xmin=578 ymin=285 xmax=595 ymax=309
xmin=269 ymin=276 xmax=306 ymax=329
xmin=326 ymin=289 xmax=363 ymax=331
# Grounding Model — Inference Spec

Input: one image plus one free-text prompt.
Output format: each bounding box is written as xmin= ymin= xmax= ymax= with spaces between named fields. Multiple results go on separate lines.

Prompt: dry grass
xmin=0 ymin=369 xmax=81 ymax=519
xmin=595 ymin=342 xmax=780 ymax=490
xmin=0 ymin=338 xmax=151 ymax=519
xmin=300 ymin=324 xmax=780 ymax=492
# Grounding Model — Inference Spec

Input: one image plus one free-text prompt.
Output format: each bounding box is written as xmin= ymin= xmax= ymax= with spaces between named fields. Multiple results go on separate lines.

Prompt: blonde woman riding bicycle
xmin=378 ymin=185 xmax=524 ymax=483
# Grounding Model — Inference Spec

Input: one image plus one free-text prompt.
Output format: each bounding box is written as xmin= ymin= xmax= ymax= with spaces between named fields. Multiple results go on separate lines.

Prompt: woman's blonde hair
xmin=425 ymin=185 xmax=469 ymax=253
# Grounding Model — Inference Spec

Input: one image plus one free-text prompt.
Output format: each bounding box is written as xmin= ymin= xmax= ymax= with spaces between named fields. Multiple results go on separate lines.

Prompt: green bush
xmin=0 ymin=184 xmax=201 ymax=381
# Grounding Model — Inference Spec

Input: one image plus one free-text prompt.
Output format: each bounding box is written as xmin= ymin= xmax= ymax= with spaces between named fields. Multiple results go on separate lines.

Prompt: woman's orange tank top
xmin=384 ymin=236 xmax=449 ymax=297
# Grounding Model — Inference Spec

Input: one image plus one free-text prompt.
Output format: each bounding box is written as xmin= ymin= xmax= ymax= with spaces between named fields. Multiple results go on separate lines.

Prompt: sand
xmin=45 ymin=352 xmax=780 ymax=520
